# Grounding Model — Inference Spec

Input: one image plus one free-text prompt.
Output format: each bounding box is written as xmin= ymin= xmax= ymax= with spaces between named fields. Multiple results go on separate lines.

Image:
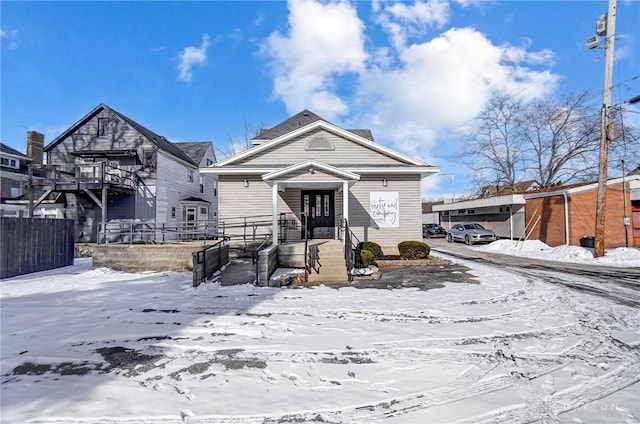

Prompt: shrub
xmin=360 ymin=249 xmax=375 ymax=267
xmin=358 ymin=241 xmax=382 ymax=257
xmin=398 ymin=241 xmax=430 ymax=259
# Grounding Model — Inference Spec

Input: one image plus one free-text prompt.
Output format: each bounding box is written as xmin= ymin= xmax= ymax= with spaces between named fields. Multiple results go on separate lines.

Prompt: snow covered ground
xmin=476 ymin=239 xmax=640 ymax=268
xmin=1 ymin=249 xmax=639 ymax=423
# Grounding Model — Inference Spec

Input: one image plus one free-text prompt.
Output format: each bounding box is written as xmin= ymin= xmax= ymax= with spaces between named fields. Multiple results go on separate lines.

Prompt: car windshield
xmin=463 ymin=223 xmax=485 ymax=230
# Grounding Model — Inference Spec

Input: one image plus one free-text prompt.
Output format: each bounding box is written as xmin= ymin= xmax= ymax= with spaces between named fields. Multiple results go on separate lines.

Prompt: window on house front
xmin=0 ymin=158 xmax=8 ymax=166
xmin=199 ymin=175 xmax=204 ymax=193
xmin=171 ymin=207 xmax=176 ymax=218
xmin=200 ymin=207 xmax=207 ymax=215
xmin=188 ymin=170 xmax=194 ymax=182
xmin=206 ymin=159 xmax=213 ymax=166
xmin=10 ymin=181 xmax=21 ymax=197
xmin=142 ymin=150 xmax=156 ymax=172
xmin=97 ymin=118 xmax=109 ymax=137
xmin=10 ymin=159 xmax=16 ymax=167
xmin=213 ymin=180 xmax=217 ymax=197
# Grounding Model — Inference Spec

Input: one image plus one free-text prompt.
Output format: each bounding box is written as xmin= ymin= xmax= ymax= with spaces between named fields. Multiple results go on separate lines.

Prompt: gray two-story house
xmin=42 ymin=104 xmax=218 ymax=242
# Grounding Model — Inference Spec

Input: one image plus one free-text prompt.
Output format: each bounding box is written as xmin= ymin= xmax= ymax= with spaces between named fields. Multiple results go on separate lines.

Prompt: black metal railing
xmin=192 ymin=237 xmax=231 ymax=287
xmin=98 ymin=219 xmax=219 ymax=244
xmin=343 ymin=218 xmax=361 ymax=281
xmin=30 ymin=163 xmax=136 ymax=191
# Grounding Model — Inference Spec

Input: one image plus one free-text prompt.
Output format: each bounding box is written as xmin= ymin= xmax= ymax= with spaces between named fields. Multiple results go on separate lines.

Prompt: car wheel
xmin=447 ymin=234 xmax=453 ymax=243
xmin=465 ymin=235 xmax=472 ymax=245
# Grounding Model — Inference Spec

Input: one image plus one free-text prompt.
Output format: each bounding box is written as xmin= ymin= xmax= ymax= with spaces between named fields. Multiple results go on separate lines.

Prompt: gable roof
xmin=175 ymin=142 xmax=215 ymax=165
xmin=216 ymin=116 xmax=428 ymax=169
xmin=252 ymin=109 xmax=375 ymax=143
xmin=262 ymin=160 xmax=360 ymax=183
xmin=0 ymin=143 xmax=30 ymax=159
xmin=44 ymin=104 xmax=196 ymax=166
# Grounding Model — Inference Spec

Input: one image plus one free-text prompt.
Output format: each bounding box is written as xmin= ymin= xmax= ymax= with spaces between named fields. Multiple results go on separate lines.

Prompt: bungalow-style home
xmin=38 ymin=104 xmax=218 ymax=242
xmin=201 ymin=110 xmax=438 ymax=256
xmin=524 ymin=174 xmax=640 ymax=248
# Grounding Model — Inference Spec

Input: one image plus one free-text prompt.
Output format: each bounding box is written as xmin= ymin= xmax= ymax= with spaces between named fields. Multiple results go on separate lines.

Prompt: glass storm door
xmin=301 ymin=190 xmax=335 ymax=239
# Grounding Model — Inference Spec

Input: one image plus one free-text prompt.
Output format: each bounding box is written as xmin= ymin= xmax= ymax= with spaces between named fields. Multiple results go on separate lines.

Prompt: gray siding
xmin=156 ymin=152 xmax=196 ymax=224
xmin=236 ymin=129 xmax=407 ymax=166
xmin=47 ymin=109 xmax=153 ymax=173
xmin=196 ymin=145 xmax=218 ymax=219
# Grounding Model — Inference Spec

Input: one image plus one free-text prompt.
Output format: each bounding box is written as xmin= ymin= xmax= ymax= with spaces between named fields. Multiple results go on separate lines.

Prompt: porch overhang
xmin=261 ymin=160 xmax=360 ymax=190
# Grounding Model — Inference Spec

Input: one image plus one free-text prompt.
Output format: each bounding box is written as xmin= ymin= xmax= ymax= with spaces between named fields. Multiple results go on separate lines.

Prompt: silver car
xmin=447 ymin=222 xmax=497 ymax=245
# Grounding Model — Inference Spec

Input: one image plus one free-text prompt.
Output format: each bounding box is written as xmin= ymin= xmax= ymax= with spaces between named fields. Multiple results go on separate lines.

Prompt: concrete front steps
xmin=307 ymin=239 xmax=348 ymax=283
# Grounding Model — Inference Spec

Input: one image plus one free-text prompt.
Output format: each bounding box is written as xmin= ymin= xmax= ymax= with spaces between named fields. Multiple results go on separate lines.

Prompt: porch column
xmin=343 ymin=181 xmax=349 ymax=247
xmin=272 ymin=182 xmax=279 ymax=246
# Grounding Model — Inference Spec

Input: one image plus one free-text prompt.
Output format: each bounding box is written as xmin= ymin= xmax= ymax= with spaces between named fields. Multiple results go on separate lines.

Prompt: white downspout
xmin=509 ymin=205 xmax=514 ymax=240
xmin=272 ymin=182 xmax=279 ymax=246
xmin=563 ymin=191 xmax=570 ymax=245
xmin=343 ymin=181 xmax=349 ymax=248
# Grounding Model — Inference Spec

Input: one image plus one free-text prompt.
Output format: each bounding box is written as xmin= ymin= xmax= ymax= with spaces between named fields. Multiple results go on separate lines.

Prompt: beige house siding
xmin=219 ymin=174 xmax=422 ymax=249
xmin=235 ymin=129 xmax=406 ymax=167
xmin=348 ymin=175 xmax=422 ymax=251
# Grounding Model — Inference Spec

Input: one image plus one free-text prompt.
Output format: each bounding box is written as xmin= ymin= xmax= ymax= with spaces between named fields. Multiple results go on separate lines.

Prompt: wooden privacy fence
xmin=1 ymin=218 xmax=75 ymax=279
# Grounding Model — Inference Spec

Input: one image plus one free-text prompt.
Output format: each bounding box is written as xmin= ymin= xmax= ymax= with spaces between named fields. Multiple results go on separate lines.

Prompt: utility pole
xmin=593 ymin=0 xmax=616 ymax=258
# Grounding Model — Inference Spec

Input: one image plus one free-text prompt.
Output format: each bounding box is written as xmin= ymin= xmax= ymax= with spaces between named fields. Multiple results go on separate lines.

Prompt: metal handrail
xmin=97 ymin=219 xmax=220 ymax=244
xmin=343 ymin=218 xmax=361 ymax=281
xmin=193 ymin=236 xmax=231 ymax=287
xmin=32 ymin=163 xmax=136 ymax=190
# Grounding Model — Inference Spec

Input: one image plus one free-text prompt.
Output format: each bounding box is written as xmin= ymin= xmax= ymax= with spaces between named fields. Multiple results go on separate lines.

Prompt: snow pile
xmin=478 ymin=240 xmax=640 ymax=267
xmin=1 ymin=256 xmax=639 ymax=423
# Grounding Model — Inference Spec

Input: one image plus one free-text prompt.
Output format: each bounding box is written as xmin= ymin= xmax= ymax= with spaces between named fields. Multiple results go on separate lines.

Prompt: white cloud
xmin=376 ymin=0 xmax=450 ymax=50
xmin=1 ymin=28 xmax=19 ymax=49
xmin=357 ymin=27 xmax=559 ymax=161
xmin=177 ymin=34 xmax=210 ymax=83
xmin=262 ymin=0 xmax=367 ymax=120
xmin=261 ymin=0 xmax=560 ymax=197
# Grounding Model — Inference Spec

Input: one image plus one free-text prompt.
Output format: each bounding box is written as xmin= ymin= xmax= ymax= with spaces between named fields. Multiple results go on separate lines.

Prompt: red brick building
xmin=524 ymin=175 xmax=640 ymax=248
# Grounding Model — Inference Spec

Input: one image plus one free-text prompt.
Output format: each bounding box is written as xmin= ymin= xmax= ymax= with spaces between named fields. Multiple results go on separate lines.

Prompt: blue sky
xmin=2 ymin=0 xmax=639 ymax=199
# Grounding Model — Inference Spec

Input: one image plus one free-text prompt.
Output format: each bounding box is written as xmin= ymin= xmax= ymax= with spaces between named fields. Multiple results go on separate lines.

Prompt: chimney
xmin=26 ymin=131 xmax=44 ymax=165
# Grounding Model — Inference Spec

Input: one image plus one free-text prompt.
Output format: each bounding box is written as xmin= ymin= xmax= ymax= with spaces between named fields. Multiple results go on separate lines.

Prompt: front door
xmin=301 ymin=190 xmax=335 ymax=239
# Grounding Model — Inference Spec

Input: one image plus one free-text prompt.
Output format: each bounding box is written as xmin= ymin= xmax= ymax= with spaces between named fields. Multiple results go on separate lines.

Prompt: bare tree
xmin=519 ymin=90 xmax=600 ymax=187
xmin=215 ymin=121 xmax=265 ymax=159
xmin=460 ymin=95 xmax=526 ymax=193
xmin=460 ymin=90 xmax=640 ymax=195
